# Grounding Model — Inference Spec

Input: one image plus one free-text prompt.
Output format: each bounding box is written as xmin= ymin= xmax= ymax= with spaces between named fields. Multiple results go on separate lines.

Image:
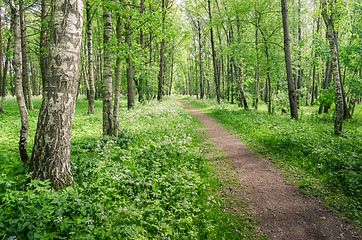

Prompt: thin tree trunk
xmin=114 ymin=14 xmax=122 ymax=136
xmin=281 ymin=0 xmax=298 ymax=119
xmin=208 ymin=0 xmax=220 ymax=104
xmin=30 ymin=0 xmax=83 ymax=189
xmin=157 ymin=0 xmax=168 ymax=101
xmin=321 ymin=0 xmax=344 ymax=135
xmin=169 ymin=53 xmax=174 ymax=95
xmin=138 ymin=0 xmax=145 ymax=102
xmin=13 ymin=0 xmax=29 ymax=165
xmin=254 ymin=27 xmax=259 ymax=110
xmin=0 ymin=12 xmax=3 ymax=97
xmin=102 ymin=6 xmax=113 ymax=135
xmin=334 ymin=35 xmax=351 ymax=119
xmin=86 ymin=0 xmax=95 ymax=114
xmin=198 ymin=20 xmax=204 ymax=99
xmin=311 ymin=16 xmax=320 ymax=105
xmin=0 ymin=102 xmax=5 ymax=114
xmin=20 ymin=0 xmax=33 ymax=111
xmin=318 ymin=60 xmax=332 ymax=114
xmin=2 ymin=17 xmax=14 ymax=98
xmin=125 ymin=22 xmax=134 ymax=109
xmin=40 ymin=0 xmax=48 ymax=92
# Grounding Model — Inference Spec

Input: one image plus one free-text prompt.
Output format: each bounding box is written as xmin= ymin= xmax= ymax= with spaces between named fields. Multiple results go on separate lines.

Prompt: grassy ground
xmin=182 ymin=96 xmax=361 ymax=228
xmin=0 ymin=97 xmax=266 ymax=239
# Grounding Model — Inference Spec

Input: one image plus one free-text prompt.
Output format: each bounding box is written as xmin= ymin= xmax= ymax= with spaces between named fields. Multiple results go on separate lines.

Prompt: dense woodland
xmin=0 ymin=0 xmax=361 ymax=238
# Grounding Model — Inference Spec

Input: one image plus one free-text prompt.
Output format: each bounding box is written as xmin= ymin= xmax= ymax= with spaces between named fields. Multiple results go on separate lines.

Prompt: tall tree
xmin=157 ymin=0 xmax=168 ymax=102
xmin=321 ymin=0 xmax=344 ymax=135
xmin=124 ymin=0 xmax=135 ymax=109
xmin=86 ymin=0 xmax=95 ymax=114
xmin=281 ymin=0 xmax=298 ymax=119
xmin=20 ymin=0 xmax=33 ymax=111
xmin=12 ymin=0 xmax=29 ymax=164
xmin=208 ymin=0 xmax=221 ymax=104
xmin=114 ymin=13 xmax=122 ymax=135
xmin=2 ymin=14 xmax=14 ymax=98
xmin=197 ymin=19 xmax=204 ymax=99
xmin=39 ymin=0 xmax=48 ymax=90
xmin=29 ymin=0 xmax=84 ymax=189
xmin=102 ymin=4 xmax=114 ymax=135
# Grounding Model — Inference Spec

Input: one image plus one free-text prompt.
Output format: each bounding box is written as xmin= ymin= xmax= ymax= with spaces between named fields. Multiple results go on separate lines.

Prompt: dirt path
xmin=180 ymin=100 xmax=360 ymax=240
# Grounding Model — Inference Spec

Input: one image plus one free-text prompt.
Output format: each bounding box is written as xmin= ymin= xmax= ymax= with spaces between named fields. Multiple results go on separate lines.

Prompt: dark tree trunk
xmin=0 ymin=102 xmax=5 ymax=114
xmin=208 ymin=0 xmax=220 ymax=104
xmin=125 ymin=22 xmax=134 ymax=109
xmin=318 ymin=60 xmax=332 ymax=114
xmin=198 ymin=20 xmax=204 ymax=99
xmin=39 ymin=0 xmax=48 ymax=92
xmin=86 ymin=0 xmax=95 ymax=114
xmin=281 ymin=0 xmax=298 ymax=119
xmin=138 ymin=0 xmax=145 ymax=102
xmin=157 ymin=0 xmax=168 ymax=102
xmin=254 ymin=27 xmax=260 ymax=110
xmin=169 ymin=53 xmax=174 ymax=95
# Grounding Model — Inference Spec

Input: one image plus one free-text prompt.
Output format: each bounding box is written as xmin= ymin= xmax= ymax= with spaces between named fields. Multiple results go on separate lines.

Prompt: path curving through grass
xmin=180 ymin=99 xmax=360 ymax=240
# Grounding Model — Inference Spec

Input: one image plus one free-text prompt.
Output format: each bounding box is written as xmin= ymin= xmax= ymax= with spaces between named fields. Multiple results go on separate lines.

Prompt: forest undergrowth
xmin=183 ymin=96 xmax=362 ymax=229
xmin=0 ymin=97 xmax=265 ymax=239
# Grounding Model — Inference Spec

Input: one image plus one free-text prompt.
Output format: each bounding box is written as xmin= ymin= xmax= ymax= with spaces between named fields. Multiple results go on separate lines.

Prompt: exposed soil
xmin=180 ymin=100 xmax=361 ymax=240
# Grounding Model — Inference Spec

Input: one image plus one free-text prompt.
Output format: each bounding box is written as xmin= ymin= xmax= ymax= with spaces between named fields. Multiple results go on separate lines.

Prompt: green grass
xmin=0 ymin=96 xmax=265 ymax=239
xmin=182 ymin=96 xmax=362 ymax=228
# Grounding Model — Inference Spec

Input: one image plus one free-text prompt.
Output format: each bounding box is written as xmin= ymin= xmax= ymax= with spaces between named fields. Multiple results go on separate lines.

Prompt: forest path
xmin=180 ymin=100 xmax=360 ymax=240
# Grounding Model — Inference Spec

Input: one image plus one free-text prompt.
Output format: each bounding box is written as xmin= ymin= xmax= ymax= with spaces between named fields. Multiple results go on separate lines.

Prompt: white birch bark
xmin=30 ymin=0 xmax=84 ymax=189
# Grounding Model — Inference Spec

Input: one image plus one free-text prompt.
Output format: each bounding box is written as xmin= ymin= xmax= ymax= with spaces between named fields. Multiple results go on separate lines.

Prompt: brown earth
xmin=180 ymin=100 xmax=361 ymax=240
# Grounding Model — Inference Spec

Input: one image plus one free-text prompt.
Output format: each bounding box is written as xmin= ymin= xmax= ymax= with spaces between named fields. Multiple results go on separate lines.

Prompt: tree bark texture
xmin=114 ymin=15 xmax=122 ymax=136
xmin=86 ymin=0 xmax=95 ymax=114
xmin=102 ymin=6 xmax=114 ymax=135
xmin=208 ymin=0 xmax=220 ymax=104
xmin=321 ymin=0 xmax=344 ymax=135
xmin=13 ymin=0 xmax=29 ymax=165
xmin=157 ymin=0 xmax=167 ymax=102
xmin=2 ymin=16 xmax=13 ymax=98
xmin=125 ymin=22 xmax=134 ymax=109
xmin=197 ymin=20 xmax=204 ymax=99
xmin=281 ymin=0 xmax=298 ymax=119
xmin=40 ymin=0 xmax=48 ymax=91
xmin=20 ymin=0 xmax=33 ymax=111
xmin=29 ymin=0 xmax=84 ymax=189
xmin=254 ymin=27 xmax=259 ymax=110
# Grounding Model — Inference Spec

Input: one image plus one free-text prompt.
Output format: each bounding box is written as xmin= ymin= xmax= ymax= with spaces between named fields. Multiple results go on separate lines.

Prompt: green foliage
xmin=0 ymin=97 xmax=264 ymax=239
xmin=184 ymin=96 xmax=362 ymax=227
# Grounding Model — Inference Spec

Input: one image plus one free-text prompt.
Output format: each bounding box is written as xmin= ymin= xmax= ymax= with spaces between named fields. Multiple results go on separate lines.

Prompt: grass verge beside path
xmin=0 ymin=96 xmax=265 ymax=239
xmin=182 ymin=96 xmax=362 ymax=229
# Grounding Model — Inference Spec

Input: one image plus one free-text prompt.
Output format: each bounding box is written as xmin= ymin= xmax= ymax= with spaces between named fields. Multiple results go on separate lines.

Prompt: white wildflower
xmin=85 ymin=219 xmax=93 ymax=225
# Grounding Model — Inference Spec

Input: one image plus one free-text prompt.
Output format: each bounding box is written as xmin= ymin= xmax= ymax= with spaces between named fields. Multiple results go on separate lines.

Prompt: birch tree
xmin=102 ymin=3 xmax=114 ymax=135
xmin=321 ymin=0 xmax=344 ymax=134
xmin=29 ymin=0 xmax=84 ymax=189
